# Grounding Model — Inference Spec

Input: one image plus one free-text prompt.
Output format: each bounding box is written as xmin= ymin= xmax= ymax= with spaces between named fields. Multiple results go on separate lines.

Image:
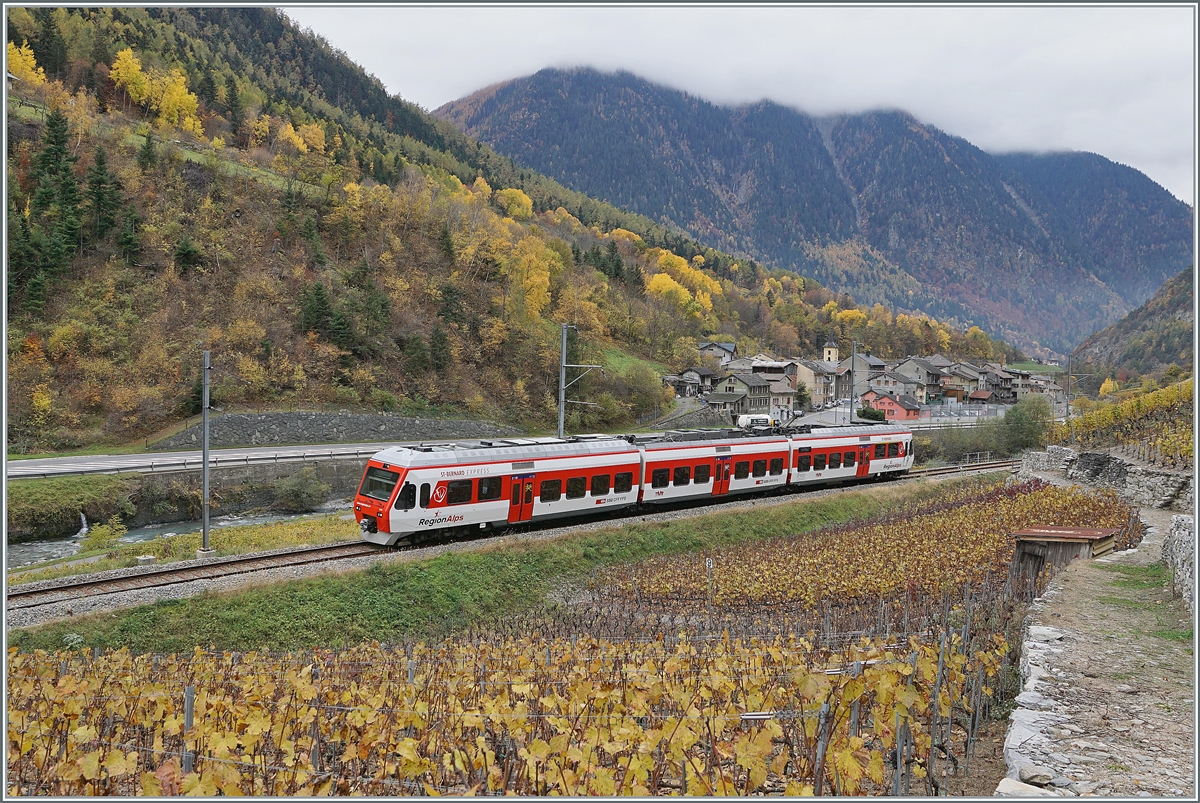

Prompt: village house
xmin=714 ymin=373 xmax=773 ymax=416
xmin=836 ymin=352 xmax=887 ymax=400
xmin=941 ymin=362 xmax=983 ymax=402
xmin=673 ymin=366 xmax=721 ymax=396
xmin=861 ymin=389 xmax=921 ymax=421
xmin=769 ymin=379 xmax=797 ymax=420
xmin=697 ymin=341 xmax=737 ymax=366
xmin=893 ymin=357 xmax=948 ymax=403
xmin=796 ymin=360 xmax=839 ymax=410
xmin=866 ymin=370 xmax=922 ymax=399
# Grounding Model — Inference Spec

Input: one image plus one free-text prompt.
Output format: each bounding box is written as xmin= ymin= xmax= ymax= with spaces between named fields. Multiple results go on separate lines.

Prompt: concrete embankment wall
xmin=151 ymin=412 xmax=521 ymax=450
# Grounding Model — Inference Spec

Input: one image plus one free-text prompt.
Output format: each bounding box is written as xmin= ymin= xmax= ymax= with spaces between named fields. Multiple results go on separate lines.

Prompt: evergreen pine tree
xmin=429 ymin=326 xmax=453 ymax=370
xmin=23 ymin=271 xmax=48 ymax=314
xmin=84 ymin=146 xmax=121 ymax=239
xmin=136 ymin=132 xmax=156 ymax=171
xmin=33 ymin=8 xmax=66 ymax=79
xmin=299 ymin=282 xmax=333 ymax=334
xmin=31 ymin=108 xmax=73 ymax=216
xmin=402 ymin=334 xmax=430 ymax=373
xmin=225 ymin=76 xmax=245 ymax=143
xmin=328 ymin=309 xmax=358 ymax=352
xmin=117 ymin=208 xmax=142 ymax=261
xmin=198 ymin=69 xmax=218 ymax=109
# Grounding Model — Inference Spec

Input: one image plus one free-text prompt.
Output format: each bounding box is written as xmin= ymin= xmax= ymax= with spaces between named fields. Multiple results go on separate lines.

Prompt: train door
xmin=508 ymin=474 xmax=535 ymax=523
xmin=856 ymin=445 xmax=872 ymax=479
xmin=712 ymin=456 xmax=731 ymax=497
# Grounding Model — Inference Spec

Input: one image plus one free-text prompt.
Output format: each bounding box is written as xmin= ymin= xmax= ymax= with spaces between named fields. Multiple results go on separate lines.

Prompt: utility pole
xmin=1066 ymin=354 xmax=1075 ymax=445
xmin=849 ymin=340 xmax=857 ymax=424
xmin=197 ymin=351 xmax=215 ymax=560
xmin=557 ymin=323 xmax=604 ymax=439
xmin=558 ymin=325 xmax=568 ymax=439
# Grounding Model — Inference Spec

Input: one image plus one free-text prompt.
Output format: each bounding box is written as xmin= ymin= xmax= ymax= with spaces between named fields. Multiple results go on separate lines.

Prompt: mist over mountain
xmin=437 ymin=68 xmax=1194 ymax=355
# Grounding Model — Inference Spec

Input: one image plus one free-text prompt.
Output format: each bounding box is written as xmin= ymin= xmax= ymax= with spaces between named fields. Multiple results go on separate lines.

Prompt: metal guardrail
xmin=8 ymin=448 xmax=377 ymax=480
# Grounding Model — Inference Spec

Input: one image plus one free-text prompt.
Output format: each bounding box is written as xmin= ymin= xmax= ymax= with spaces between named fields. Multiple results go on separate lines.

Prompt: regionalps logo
xmin=418 ymin=513 xmax=465 ymax=527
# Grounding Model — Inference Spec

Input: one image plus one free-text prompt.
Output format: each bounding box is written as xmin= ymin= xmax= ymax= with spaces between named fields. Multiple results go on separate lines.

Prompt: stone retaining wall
xmin=1161 ymin=515 xmax=1194 ymax=612
xmin=654 ymin=406 xmax=734 ymax=430
xmin=1020 ymin=446 xmax=1193 ymax=512
xmin=151 ymin=412 xmax=522 ymax=450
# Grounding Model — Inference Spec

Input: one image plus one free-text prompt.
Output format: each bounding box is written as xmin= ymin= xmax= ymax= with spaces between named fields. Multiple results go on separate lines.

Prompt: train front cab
xmin=354 ymin=460 xmax=405 ymax=544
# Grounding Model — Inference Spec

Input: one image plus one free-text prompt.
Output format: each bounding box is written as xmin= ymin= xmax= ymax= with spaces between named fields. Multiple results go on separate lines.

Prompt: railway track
xmin=910 ymin=459 xmax=1021 ymax=476
xmin=6 ymin=542 xmax=382 ymax=611
xmin=6 ymin=460 xmax=1019 ymax=612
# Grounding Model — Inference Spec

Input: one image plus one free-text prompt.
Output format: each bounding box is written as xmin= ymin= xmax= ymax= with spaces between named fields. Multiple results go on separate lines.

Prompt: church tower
xmin=823 ymin=338 xmax=838 ymax=364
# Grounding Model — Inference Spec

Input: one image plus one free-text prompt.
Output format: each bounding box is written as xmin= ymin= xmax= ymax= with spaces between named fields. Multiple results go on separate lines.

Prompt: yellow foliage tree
xmin=503 ymin=236 xmax=559 ymax=320
xmin=153 ymin=69 xmax=202 ymax=135
xmin=1099 ymin=377 xmax=1118 ymax=396
xmin=6 ymin=42 xmax=45 ymax=88
xmin=297 ymin=123 xmax=326 ymax=154
xmin=494 ymin=188 xmax=533 ymax=220
xmin=110 ymin=48 xmax=150 ymax=107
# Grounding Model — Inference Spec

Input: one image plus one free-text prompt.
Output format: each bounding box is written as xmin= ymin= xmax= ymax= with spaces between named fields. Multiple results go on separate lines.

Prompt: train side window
xmin=511 ymin=483 xmax=521 ymax=505
xmin=844 ymin=451 xmax=856 ymax=467
xmin=395 ymin=483 xmax=416 ymax=510
xmin=651 ymin=468 xmax=670 ymax=488
xmin=419 ymin=483 xmax=431 ymax=508
xmin=813 ymin=454 xmax=827 ymax=471
xmin=898 ymin=442 xmax=906 ymax=457
xmin=769 ymin=457 xmax=783 ymax=475
xmin=874 ymin=443 xmax=886 ymax=459
xmin=694 ymin=464 xmax=711 ymax=484
xmin=673 ymin=466 xmax=691 ymax=486
xmin=828 ymin=453 xmax=841 ymax=470
xmin=540 ymin=479 xmax=562 ymax=502
xmin=591 ymin=474 xmax=610 ymax=496
xmin=446 ymin=479 xmax=473 ymax=505
xmin=614 ymin=472 xmax=633 ymax=493
xmin=752 ymin=459 xmax=767 ymax=477
xmin=797 ymin=455 xmax=811 ymax=472
xmin=734 ymin=461 xmax=750 ymax=479
xmin=566 ymin=476 xmax=587 ymax=499
xmin=478 ymin=477 xmax=503 ymax=501
xmin=888 ymin=442 xmax=900 ymax=458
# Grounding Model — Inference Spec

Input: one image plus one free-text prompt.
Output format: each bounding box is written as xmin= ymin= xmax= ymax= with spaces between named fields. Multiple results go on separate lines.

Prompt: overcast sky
xmin=283 ymin=4 xmax=1196 ymax=205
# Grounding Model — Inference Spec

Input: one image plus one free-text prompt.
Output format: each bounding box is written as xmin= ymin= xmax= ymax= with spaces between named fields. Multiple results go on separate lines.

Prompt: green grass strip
xmin=7 ymin=476 xmax=995 ymax=655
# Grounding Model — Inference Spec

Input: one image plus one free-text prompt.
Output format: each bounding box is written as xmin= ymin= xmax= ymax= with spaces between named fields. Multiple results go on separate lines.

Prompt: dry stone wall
xmin=151 ymin=412 xmax=522 ymax=450
xmin=1020 ymin=446 xmax=1193 ymax=512
xmin=1161 ymin=515 xmax=1194 ymax=612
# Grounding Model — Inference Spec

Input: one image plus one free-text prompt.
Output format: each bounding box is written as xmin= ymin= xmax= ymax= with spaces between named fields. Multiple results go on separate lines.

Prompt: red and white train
xmin=353 ymin=424 xmax=913 ymax=546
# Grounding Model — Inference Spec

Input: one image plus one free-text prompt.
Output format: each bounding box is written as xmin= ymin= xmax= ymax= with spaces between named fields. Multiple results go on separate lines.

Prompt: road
xmin=5 ymin=442 xmax=402 ymax=480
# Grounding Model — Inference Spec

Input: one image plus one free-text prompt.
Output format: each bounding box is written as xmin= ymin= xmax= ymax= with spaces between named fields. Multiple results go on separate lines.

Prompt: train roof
xmin=797 ymin=423 xmax=912 ymax=438
xmin=370 ymin=437 xmax=637 ymax=468
xmin=368 ymin=424 xmax=912 ymax=468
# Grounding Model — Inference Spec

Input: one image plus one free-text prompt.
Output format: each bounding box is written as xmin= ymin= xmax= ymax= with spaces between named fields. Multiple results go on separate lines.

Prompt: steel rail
xmin=6 ymin=541 xmax=382 ymax=609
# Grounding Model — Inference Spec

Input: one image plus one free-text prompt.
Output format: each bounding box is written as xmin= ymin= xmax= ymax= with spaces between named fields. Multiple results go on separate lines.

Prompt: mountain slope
xmin=437 ymin=68 xmax=1194 ymax=354
xmin=1070 ymin=268 xmax=1194 ymax=387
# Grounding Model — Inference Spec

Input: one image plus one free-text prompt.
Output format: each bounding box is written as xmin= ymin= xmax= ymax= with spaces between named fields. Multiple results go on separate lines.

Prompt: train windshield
xmin=359 ymin=466 xmax=400 ymax=501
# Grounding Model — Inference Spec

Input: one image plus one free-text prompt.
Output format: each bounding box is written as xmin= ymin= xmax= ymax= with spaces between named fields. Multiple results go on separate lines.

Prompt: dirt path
xmin=1004 ymin=474 xmax=1194 ymax=797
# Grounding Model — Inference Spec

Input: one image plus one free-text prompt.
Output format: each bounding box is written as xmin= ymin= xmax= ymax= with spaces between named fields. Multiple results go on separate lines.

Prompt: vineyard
xmin=7 ymin=480 xmax=1143 ymax=796
xmin=1049 ymin=380 xmax=1193 ymax=469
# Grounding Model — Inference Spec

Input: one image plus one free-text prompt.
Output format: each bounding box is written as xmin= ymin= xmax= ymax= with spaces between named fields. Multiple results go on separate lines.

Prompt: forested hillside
xmin=1069 ymin=268 xmax=1193 ymax=394
xmin=6 ymin=7 xmax=1020 ymax=453
xmin=437 ymin=68 xmax=1195 ymax=355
